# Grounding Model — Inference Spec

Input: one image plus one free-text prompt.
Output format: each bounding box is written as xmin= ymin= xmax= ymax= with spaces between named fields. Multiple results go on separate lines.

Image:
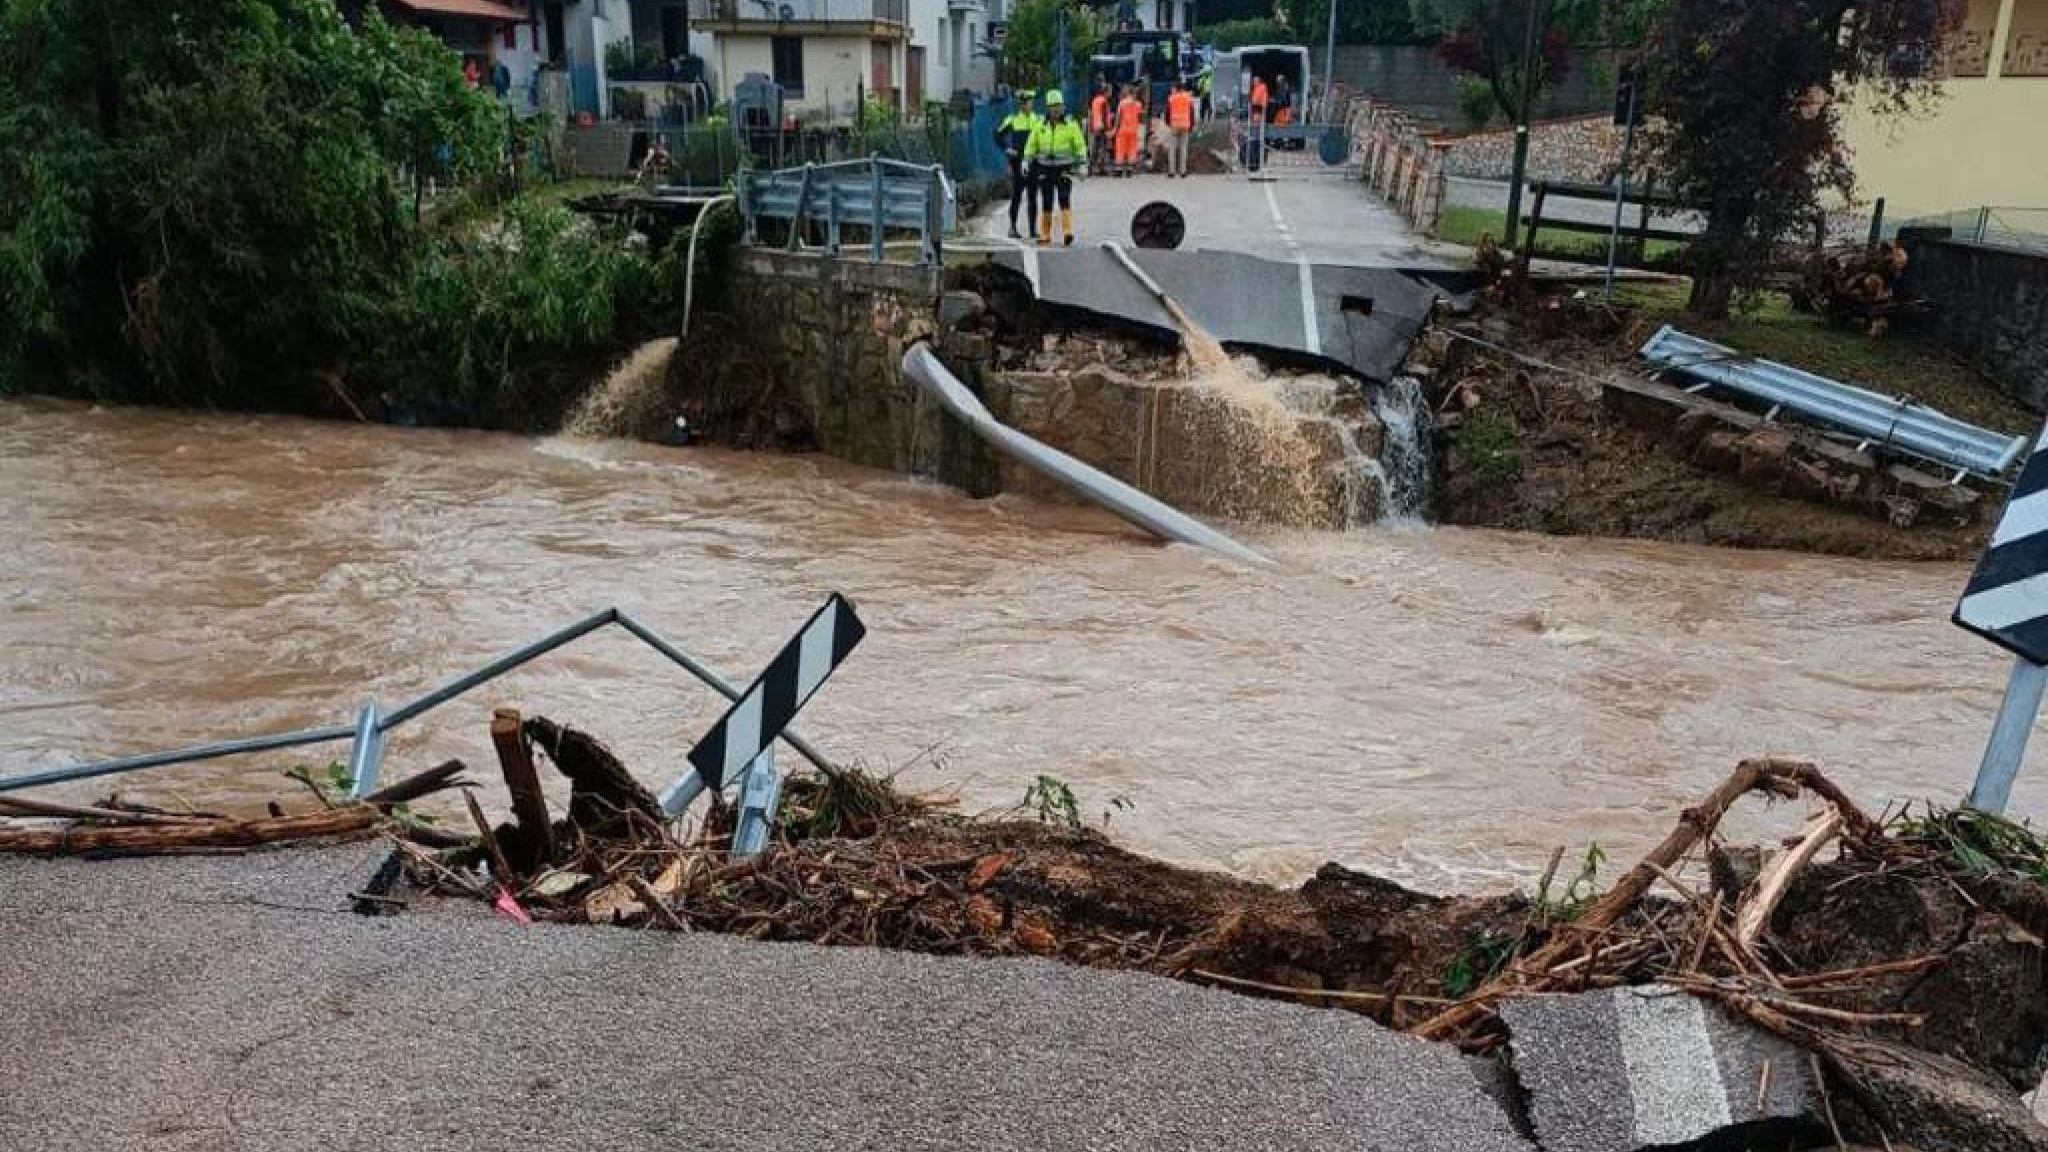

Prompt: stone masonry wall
xmin=1441 ymin=115 xmax=1631 ymax=183
xmin=718 ymin=250 xmax=1004 ymax=495
xmin=1900 ymin=231 xmax=2048 ymax=413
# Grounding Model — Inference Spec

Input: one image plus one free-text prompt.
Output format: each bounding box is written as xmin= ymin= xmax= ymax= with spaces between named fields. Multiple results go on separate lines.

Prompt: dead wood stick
xmin=463 ymin=792 xmax=518 ymax=886
xmin=1685 ymin=889 xmax=1722 ymax=975
xmin=1411 ymin=759 xmax=1848 ymax=1040
xmin=0 ymin=805 xmax=381 ymax=856
xmin=1780 ymin=955 xmax=1944 ymax=989
xmin=362 ymin=759 xmax=471 ymax=808
xmin=1736 ymin=807 xmax=1843 ymax=948
xmin=490 ymin=710 xmax=554 ymax=868
xmin=0 ymin=795 xmax=211 ymax=825
xmin=1189 ymin=969 xmax=1454 ymax=1007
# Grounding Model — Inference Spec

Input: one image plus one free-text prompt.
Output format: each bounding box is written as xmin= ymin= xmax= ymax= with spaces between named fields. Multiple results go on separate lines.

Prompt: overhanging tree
xmin=1643 ymin=0 xmax=1958 ymax=316
xmin=999 ymin=0 xmax=1103 ymax=89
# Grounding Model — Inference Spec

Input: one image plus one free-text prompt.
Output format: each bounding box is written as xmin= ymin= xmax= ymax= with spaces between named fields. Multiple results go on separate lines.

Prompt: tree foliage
xmin=0 ymin=0 xmax=660 ymax=415
xmin=1275 ymin=0 xmax=1424 ymax=46
xmin=1000 ymin=0 xmax=1104 ymax=89
xmin=1642 ymin=0 xmax=1958 ymax=314
xmin=1409 ymin=0 xmax=1603 ymax=122
xmin=1196 ymin=17 xmax=1298 ymax=49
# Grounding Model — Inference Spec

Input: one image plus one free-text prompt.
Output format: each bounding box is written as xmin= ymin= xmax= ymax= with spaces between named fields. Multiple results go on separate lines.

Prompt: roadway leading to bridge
xmin=973 ymin=171 xmax=1468 ymax=270
xmin=0 ymin=844 xmax=1535 ymax=1152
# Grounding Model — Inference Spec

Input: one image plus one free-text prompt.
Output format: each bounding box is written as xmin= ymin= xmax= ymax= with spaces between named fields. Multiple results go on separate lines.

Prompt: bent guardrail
xmin=738 ymin=156 xmax=956 ymax=265
xmin=1640 ymin=325 xmax=2028 ymax=481
xmin=0 ymin=608 xmax=835 ymax=804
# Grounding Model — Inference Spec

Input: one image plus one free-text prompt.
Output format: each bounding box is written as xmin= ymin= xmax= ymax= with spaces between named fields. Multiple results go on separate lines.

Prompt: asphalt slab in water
xmin=0 ymin=845 xmax=1535 ymax=1152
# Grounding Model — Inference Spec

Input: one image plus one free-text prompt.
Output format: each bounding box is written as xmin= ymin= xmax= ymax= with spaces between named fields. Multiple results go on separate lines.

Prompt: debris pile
xmin=1795 ymin=242 xmax=1915 ymax=336
xmin=7 ymin=714 xmax=2048 ymax=1149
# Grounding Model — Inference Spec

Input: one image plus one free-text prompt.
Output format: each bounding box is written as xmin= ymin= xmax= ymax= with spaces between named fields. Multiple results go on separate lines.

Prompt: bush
xmin=1454 ymin=74 xmax=1496 ymax=127
xmin=1196 ymin=18 xmax=1297 ymax=50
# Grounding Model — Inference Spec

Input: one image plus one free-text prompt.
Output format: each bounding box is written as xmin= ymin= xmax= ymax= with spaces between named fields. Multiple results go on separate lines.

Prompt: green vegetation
xmin=1021 ymin=774 xmax=1083 ymax=829
xmin=999 ymin=0 xmax=1102 ymax=89
xmin=1435 ymin=205 xmax=1685 ymax=265
xmin=0 ymin=0 xmax=683 ymax=421
xmin=1450 ymin=403 xmax=1523 ymax=493
xmin=1616 ymin=281 xmax=2039 ymax=436
xmin=1894 ymin=805 xmax=2048 ymax=884
xmin=1195 ymin=18 xmax=1298 ymax=51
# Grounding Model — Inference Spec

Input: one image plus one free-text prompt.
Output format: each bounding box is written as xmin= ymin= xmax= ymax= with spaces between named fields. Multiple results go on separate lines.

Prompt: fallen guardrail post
xmin=0 ymin=608 xmax=838 ymax=800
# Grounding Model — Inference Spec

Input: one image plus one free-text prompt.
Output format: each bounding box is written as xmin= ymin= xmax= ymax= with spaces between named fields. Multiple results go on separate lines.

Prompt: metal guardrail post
xmin=786 ymin=163 xmax=816 ymax=252
xmin=922 ymin=164 xmax=943 ymax=265
xmin=869 ymin=155 xmax=886 ymax=263
xmin=728 ymin=748 xmax=782 ymax=858
xmin=826 ymin=184 xmax=842 ymax=257
xmin=1967 ymin=658 xmax=2048 ymax=814
xmin=0 ymin=724 xmax=357 ymax=796
xmin=347 ymin=702 xmax=386 ymax=800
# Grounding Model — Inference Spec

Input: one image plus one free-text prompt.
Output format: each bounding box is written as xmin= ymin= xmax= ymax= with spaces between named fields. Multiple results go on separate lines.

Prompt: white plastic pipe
xmin=902 ymin=345 xmax=1269 ymax=568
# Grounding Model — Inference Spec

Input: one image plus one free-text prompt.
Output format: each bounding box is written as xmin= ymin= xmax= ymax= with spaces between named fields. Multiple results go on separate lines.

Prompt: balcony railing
xmin=690 ymin=0 xmax=907 ymax=25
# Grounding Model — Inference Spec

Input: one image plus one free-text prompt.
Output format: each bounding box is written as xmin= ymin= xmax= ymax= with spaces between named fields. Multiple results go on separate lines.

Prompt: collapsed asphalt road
xmin=0 ymin=845 xmax=1533 ymax=1152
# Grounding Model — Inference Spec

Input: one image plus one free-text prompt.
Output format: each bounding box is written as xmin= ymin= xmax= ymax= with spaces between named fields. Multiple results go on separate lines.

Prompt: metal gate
xmin=1234 ymin=115 xmax=1361 ymax=180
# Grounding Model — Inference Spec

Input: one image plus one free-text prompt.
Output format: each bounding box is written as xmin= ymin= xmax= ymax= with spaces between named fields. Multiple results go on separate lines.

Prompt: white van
xmin=1210 ymin=44 xmax=1311 ymax=117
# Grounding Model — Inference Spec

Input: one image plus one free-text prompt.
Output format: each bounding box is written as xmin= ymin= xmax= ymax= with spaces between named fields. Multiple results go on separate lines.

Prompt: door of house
xmin=907 ymin=46 xmax=925 ymax=109
xmin=871 ymin=42 xmax=895 ymax=107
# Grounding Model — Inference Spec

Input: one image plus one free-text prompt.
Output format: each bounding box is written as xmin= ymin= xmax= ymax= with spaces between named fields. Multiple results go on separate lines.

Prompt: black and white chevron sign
xmin=688 ymin=593 xmax=866 ymax=790
xmin=1956 ymin=424 xmax=2048 ymax=664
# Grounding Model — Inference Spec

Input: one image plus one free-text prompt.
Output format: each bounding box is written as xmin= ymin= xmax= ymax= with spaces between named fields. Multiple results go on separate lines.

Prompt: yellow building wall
xmin=1841 ymin=0 xmax=2048 ymax=216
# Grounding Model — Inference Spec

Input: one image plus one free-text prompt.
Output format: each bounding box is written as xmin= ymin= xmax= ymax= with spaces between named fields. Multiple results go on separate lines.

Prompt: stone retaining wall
xmin=1329 ymin=46 xmax=1613 ymax=128
xmin=1442 ymin=115 xmax=1630 ymax=183
xmin=1899 ymin=230 xmax=2048 ymax=413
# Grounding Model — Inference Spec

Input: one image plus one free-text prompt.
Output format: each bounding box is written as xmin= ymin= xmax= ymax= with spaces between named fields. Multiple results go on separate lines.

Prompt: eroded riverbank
xmin=0 ymin=396 xmax=2029 ymax=890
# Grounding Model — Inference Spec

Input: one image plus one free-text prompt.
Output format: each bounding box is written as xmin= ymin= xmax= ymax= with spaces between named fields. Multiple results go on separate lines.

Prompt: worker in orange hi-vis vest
xmin=1249 ymin=75 xmax=1269 ymax=123
xmin=1165 ymin=80 xmax=1196 ymax=178
xmin=1113 ymin=85 xmax=1144 ymax=176
xmin=1088 ymin=81 xmax=1112 ymax=175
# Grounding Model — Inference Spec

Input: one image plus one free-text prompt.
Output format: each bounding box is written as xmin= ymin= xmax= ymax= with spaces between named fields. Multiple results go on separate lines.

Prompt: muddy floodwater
xmin=1 ymin=397 xmax=2034 ymax=891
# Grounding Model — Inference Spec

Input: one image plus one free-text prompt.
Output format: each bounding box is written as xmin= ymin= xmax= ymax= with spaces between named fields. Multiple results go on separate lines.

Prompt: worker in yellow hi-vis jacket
xmin=1023 ymin=89 xmax=1088 ymax=247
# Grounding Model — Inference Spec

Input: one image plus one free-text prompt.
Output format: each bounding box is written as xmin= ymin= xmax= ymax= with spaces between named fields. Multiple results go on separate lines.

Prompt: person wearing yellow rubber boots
xmin=995 ymin=90 xmax=1043 ymax=241
xmin=1023 ymin=88 xmax=1087 ymax=247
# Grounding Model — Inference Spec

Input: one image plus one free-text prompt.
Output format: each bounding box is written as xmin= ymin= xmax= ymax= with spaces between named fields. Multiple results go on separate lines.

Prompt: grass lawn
xmin=1615 ymin=280 xmax=2039 ymax=437
xmin=1436 ymin=204 xmax=1687 ymax=265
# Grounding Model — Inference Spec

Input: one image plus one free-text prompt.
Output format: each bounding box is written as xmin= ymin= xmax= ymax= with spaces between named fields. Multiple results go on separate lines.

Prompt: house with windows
xmin=1843 ymin=0 xmax=2048 ymax=216
xmin=690 ymin=0 xmax=997 ymax=119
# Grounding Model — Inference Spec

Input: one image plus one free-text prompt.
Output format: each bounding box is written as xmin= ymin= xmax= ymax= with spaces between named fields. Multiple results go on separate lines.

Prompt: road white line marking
xmin=1297 ymin=260 xmax=1320 ymax=356
xmin=1022 ymin=245 xmax=1041 ymax=297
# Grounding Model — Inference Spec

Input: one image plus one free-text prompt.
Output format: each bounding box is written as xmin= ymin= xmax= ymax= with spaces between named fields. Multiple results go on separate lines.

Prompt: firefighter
xmin=1024 ymin=88 xmax=1087 ymax=247
xmin=995 ymin=89 xmax=1044 ymax=240
xmin=1113 ymin=84 xmax=1144 ymax=176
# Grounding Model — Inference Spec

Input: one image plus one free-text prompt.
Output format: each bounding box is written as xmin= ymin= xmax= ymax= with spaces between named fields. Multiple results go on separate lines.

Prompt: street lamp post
xmin=1323 ymin=0 xmax=1338 ymax=121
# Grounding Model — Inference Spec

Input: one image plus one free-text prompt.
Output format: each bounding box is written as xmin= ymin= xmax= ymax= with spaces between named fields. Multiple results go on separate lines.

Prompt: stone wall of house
xmin=1900 ymin=229 xmax=2048 ymax=413
xmin=1441 ymin=115 xmax=1632 ymax=183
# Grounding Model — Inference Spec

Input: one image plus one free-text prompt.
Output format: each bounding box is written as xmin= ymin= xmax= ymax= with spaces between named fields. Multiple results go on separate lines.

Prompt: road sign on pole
xmin=1958 ymin=421 xmax=2048 ymax=812
xmin=658 ymin=593 xmax=867 ymax=841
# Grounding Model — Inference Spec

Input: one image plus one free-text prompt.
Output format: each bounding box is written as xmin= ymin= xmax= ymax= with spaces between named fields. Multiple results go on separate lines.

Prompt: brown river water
xmin=2 ymin=396 xmax=2034 ymax=891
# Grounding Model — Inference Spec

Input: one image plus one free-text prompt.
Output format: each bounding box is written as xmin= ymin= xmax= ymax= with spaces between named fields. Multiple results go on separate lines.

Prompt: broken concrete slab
xmin=1502 ymin=985 xmax=1824 ymax=1152
xmin=1830 ymin=1039 xmax=2048 ymax=1152
xmin=988 ymin=247 xmax=1457 ymax=382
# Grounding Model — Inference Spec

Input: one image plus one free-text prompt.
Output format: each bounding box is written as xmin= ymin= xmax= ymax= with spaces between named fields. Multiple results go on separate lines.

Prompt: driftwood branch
xmin=1736 ymin=807 xmax=1844 ymax=948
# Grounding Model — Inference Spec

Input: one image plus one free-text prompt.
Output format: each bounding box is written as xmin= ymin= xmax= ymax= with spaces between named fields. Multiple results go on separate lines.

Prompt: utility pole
xmin=1500 ymin=0 xmax=1547 ymax=250
xmin=1054 ymin=4 xmax=1072 ymax=95
xmin=1323 ymin=0 xmax=1339 ymax=121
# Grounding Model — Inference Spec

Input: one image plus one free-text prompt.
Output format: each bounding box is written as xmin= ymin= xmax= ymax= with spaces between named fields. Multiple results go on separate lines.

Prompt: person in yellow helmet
xmin=1023 ymin=88 xmax=1087 ymax=247
xmin=995 ymin=89 xmax=1044 ymax=240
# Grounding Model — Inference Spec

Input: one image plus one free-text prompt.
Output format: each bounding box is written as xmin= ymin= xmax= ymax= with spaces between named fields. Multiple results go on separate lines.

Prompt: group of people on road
xmin=994 ymin=77 xmax=1206 ymax=247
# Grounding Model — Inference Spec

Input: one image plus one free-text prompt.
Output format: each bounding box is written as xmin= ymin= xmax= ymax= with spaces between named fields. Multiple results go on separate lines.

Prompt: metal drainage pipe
xmin=902 ymin=345 xmax=1270 ymax=568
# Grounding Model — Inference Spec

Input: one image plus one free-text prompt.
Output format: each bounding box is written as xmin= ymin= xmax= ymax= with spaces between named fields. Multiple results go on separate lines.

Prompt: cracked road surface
xmin=0 ymin=844 xmax=1535 ymax=1152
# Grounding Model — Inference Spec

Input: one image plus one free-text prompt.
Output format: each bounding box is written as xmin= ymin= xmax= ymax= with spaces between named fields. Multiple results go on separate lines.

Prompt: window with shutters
xmin=772 ymin=36 xmax=804 ymax=96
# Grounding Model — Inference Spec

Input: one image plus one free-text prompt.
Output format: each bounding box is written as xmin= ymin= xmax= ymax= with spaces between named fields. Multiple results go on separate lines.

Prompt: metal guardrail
xmin=1640 ymin=325 xmax=2029 ymax=480
xmin=738 ymin=156 xmax=956 ymax=264
xmin=0 ymin=608 xmax=834 ymax=804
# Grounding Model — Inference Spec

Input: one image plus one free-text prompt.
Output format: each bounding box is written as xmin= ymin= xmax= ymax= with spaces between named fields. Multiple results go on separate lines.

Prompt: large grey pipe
xmin=901 ymin=345 xmax=1270 ymax=567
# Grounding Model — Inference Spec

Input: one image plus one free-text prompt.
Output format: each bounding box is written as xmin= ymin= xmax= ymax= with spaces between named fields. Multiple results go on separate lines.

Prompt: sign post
xmin=658 ymin=594 xmax=867 ymax=857
xmin=1957 ymin=421 xmax=2048 ymax=813
xmin=1602 ymin=65 xmax=1640 ymax=302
